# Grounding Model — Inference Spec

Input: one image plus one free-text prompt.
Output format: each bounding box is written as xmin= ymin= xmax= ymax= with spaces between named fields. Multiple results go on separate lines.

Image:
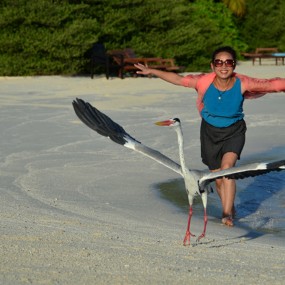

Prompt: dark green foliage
xmin=238 ymin=0 xmax=285 ymax=52
xmin=0 ymin=0 xmax=100 ymax=75
xmin=89 ymin=0 xmax=246 ymax=71
xmin=1 ymin=0 xmax=284 ymax=75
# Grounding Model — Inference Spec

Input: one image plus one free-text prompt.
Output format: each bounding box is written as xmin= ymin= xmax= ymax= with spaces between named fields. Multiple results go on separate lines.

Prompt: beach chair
xmin=90 ymin=43 xmax=124 ymax=79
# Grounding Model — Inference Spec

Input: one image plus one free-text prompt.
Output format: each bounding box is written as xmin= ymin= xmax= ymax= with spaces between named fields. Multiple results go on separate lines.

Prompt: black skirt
xmin=200 ymin=119 xmax=247 ymax=170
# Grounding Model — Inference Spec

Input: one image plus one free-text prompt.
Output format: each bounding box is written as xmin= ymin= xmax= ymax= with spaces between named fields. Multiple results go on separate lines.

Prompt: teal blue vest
xmin=201 ymin=78 xmax=244 ymax=127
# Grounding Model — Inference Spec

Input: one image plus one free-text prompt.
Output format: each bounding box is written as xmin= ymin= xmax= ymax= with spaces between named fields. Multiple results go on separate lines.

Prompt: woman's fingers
xmin=134 ymin=63 xmax=149 ymax=74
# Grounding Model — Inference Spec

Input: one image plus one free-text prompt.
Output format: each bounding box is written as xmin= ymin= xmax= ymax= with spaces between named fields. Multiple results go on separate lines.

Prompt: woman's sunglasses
xmin=213 ymin=59 xmax=235 ymax=67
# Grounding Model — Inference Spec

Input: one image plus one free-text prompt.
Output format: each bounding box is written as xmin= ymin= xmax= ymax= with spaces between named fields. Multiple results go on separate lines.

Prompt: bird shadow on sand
xmin=154 ymin=146 xmax=285 ymax=241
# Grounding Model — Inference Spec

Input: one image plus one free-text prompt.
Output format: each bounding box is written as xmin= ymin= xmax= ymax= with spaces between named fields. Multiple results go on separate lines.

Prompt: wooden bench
xmin=122 ymin=48 xmax=184 ymax=72
xmin=160 ymin=58 xmax=185 ymax=72
xmin=242 ymin=48 xmax=285 ymax=65
xmin=108 ymin=48 xmax=184 ymax=78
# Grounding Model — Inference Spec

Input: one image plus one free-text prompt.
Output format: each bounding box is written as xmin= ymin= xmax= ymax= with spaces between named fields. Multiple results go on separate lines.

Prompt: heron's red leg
xmin=197 ymin=208 xmax=208 ymax=241
xmin=183 ymin=206 xmax=195 ymax=246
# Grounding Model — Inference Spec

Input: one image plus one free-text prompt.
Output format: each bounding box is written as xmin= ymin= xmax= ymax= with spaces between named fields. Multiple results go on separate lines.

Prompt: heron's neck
xmin=175 ymin=127 xmax=188 ymax=174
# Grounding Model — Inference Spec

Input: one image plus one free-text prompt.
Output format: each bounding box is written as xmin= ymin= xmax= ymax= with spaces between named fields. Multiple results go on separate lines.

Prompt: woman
xmin=135 ymin=46 xmax=285 ymax=226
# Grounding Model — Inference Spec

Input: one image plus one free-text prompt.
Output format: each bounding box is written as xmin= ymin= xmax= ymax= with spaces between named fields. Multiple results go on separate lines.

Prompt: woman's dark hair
xmin=211 ymin=46 xmax=237 ymax=63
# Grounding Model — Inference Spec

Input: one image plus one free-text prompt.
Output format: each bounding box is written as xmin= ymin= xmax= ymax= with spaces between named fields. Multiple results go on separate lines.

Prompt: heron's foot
xmin=197 ymin=232 xmax=206 ymax=242
xmin=222 ymin=215 xmax=234 ymax=227
xmin=183 ymin=230 xmax=196 ymax=246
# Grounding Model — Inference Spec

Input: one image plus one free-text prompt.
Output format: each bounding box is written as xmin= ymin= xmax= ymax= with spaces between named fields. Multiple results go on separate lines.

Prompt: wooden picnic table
xmin=242 ymin=48 xmax=285 ymax=65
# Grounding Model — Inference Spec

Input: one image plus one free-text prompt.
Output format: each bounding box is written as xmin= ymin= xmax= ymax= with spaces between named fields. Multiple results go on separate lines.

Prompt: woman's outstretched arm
xmin=134 ymin=63 xmax=184 ymax=86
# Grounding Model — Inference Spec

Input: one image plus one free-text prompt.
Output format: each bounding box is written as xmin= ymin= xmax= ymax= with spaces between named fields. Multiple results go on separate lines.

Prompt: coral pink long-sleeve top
xmin=181 ymin=72 xmax=285 ymax=114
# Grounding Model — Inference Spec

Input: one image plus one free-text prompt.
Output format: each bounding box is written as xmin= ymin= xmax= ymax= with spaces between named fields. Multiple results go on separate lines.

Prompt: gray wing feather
xmin=134 ymin=143 xmax=182 ymax=175
xmin=72 ymin=98 xmax=183 ymax=176
xmin=199 ymin=160 xmax=285 ymax=188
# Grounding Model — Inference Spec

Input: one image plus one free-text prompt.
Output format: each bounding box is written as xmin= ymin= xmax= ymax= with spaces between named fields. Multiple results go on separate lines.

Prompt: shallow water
xmin=156 ymin=166 xmax=285 ymax=239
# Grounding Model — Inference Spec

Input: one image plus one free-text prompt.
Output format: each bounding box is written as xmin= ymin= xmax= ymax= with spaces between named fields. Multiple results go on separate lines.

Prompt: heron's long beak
xmin=155 ymin=119 xmax=173 ymax=126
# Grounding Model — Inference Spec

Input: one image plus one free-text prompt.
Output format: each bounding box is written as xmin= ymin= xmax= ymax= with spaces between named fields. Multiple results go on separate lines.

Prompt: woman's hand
xmin=134 ymin=62 xmax=183 ymax=86
xmin=134 ymin=63 xmax=152 ymax=75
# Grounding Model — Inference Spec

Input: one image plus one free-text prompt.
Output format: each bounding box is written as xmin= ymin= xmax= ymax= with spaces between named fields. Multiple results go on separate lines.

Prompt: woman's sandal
xmin=222 ymin=215 xmax=234 ymax=227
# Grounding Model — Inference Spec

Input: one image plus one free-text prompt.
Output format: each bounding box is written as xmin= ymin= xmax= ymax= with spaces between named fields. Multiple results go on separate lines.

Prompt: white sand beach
xmin=0 ymin=61 xmax=285 ymax=284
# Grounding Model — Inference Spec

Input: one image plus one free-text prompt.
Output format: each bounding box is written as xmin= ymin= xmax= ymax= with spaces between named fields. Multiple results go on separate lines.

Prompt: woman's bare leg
xmin=212 ymin=152 xmax=238 ymax=222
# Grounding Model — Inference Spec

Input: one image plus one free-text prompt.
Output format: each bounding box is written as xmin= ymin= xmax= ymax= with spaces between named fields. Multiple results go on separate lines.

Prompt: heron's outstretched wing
xmin=72 ymin=98 xmax=182 ymax=176
xmin=199 ymin=160 xmax=285 ymax=188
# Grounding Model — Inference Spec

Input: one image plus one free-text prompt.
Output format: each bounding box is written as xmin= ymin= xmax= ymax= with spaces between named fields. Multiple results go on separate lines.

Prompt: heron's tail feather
xmin=72 ymin=98 xmax=140 ymax=145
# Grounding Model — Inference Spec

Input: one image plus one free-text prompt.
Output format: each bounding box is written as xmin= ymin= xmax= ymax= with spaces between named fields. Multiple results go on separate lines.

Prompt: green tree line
xmin=0 ymin=0 xmax=284 ymax=76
